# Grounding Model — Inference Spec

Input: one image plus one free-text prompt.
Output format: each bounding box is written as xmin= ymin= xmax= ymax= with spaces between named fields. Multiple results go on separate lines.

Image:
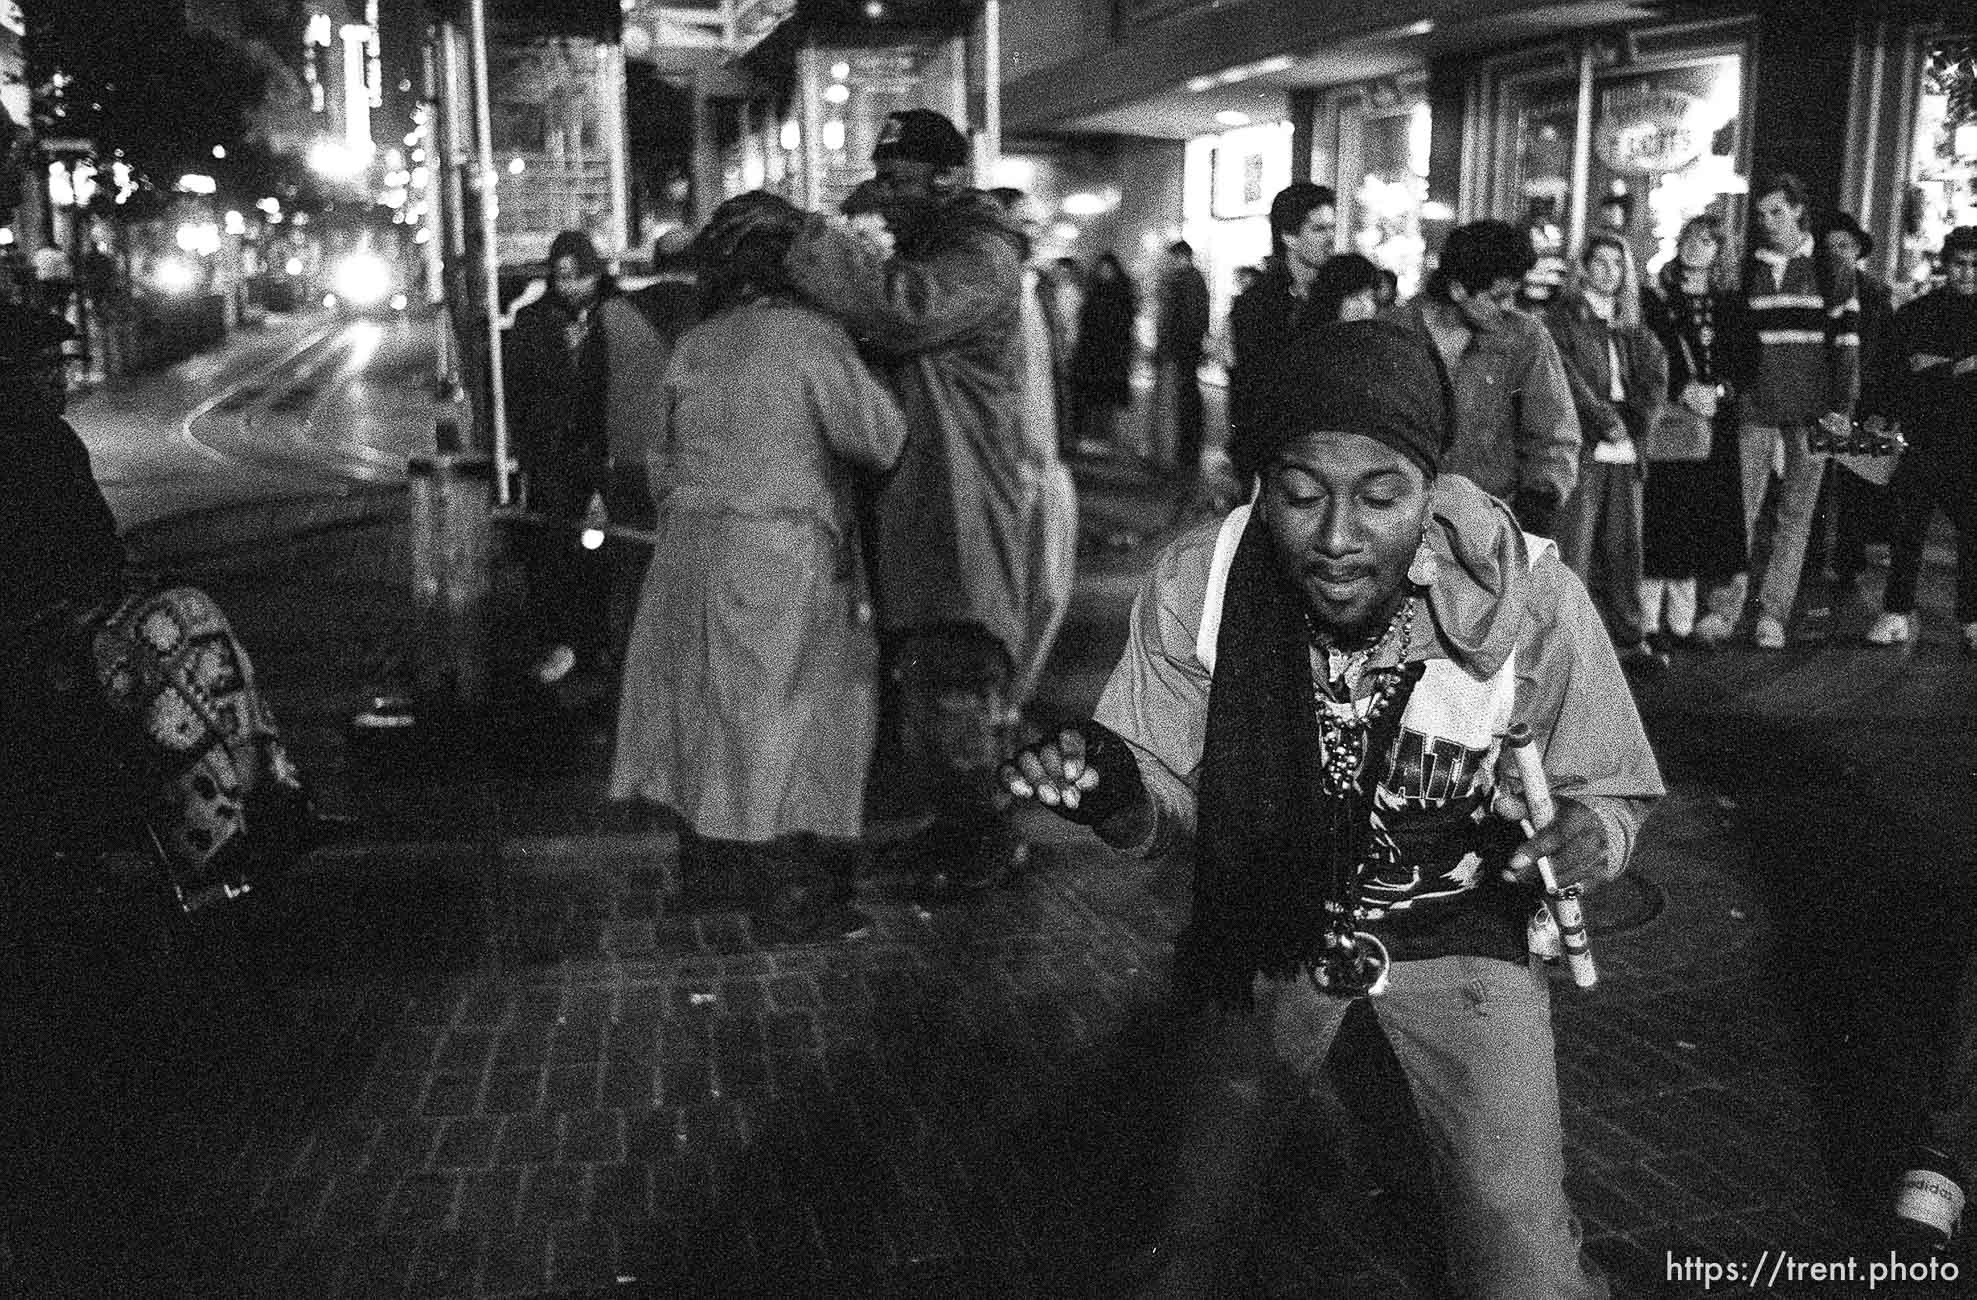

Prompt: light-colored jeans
xmin=1155 ymin=956 xmax=1607 ymax=1300
xmin=1714 ymin=423 xmax=1827 ymax=625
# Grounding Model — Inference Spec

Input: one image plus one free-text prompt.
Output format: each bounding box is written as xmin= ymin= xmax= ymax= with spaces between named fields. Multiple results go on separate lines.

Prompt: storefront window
xmin=1352 ymin=101 xmax=1430 ymax=297
xmin=1502 ymin=56 xmax=1743 ymax=283
xmin=1313 ymin=80 xmax=1431 ymax=298
xmin=1481 ymin=25 xmax=1750 ymax=291
xmin=1901 ymin=36 xmax=1977 ymax=293
xmin=1504 ymin=78 xmax=1577 ymax=293
xmin=1183 ymin=122 xmax=1287 ymax=336
xmin=1591 ymin=59 xmax=1744 ymax=280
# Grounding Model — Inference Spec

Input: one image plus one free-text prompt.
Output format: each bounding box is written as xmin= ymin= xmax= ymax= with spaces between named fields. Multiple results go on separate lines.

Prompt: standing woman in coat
xmin=1544 ymin=233 xmax=1669 ymax=671
xmin=1069 ymin=252 xmax=1138 ymax=454
xmin=1641 ymin=215 xmax=1753 ymax=648
xmin=608 ymin=193 xmax=907 ymax=940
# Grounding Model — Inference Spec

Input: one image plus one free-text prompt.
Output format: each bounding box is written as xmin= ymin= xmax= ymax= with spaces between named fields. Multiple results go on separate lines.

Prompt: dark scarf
xmin=1178 ymin=516 xmax=1422 ymax=1009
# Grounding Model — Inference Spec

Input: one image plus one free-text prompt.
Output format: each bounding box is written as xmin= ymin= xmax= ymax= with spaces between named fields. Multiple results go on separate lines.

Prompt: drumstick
xmin=1505 ymin=723 xmax=1598 ymax=990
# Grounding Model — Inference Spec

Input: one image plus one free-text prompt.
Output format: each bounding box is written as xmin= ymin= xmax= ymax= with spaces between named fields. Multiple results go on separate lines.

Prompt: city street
xmin=4 ymin=311 xmax=1975 ymax=1298
xmin=78 ymin=310 xmax=450 ymax=543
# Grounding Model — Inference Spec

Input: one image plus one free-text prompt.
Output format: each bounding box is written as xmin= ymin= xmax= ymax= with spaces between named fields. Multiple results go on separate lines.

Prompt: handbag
xmin=1644 ymin=333 xmax=1713 ymax=463
xmin=1645 ymin=403 xmax=1713 ymax=462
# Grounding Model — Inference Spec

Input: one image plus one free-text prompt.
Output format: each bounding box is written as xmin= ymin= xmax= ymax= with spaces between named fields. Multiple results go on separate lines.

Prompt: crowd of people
xmin=492 ymin=112 xmax=1977 ymax=1292
xmin=1210 ymin=174 xmax=1976 ymax=673
xmin=993 ymin=171 xmax=1977 ymax=1293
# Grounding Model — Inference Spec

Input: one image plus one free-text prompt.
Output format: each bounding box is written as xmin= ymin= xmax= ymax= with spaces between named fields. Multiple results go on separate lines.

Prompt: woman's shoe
xmin=1617 ymin=640 xmax=1670 ymax=676
xmin=1690 ymin=612 xmax=1734 ymax=648
xmin=1865 ymin=612 xmax=1915 ymax=645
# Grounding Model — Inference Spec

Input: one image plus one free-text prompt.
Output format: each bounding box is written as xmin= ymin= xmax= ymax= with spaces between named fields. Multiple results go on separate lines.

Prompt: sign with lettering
xmin=1594 ymin=86 xmax=1708 ymax=176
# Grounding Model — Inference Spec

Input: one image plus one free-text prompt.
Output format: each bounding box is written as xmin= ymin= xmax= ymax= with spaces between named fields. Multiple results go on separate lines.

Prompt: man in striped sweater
xmin=1706 ymin=173 xmax=1860 ymax=649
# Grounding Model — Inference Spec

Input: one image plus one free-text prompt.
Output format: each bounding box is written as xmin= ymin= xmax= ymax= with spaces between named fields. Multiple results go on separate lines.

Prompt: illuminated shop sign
xmin=1594 ymin=86 xmax=1708 ymax=175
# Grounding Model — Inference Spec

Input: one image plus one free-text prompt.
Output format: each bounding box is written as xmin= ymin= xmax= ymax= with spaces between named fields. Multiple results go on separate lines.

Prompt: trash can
xmin=407 ymin=446 xmax=495 ymax=705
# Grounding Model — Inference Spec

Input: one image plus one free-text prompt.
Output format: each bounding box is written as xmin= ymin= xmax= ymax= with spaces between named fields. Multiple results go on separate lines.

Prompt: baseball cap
xmin=872 ymin=109 xmax=969 ymax=169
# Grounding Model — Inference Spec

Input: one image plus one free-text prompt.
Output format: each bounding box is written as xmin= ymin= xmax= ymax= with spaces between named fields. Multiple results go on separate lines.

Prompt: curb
xmin=122 ymin=481 xmax=408 ymax=567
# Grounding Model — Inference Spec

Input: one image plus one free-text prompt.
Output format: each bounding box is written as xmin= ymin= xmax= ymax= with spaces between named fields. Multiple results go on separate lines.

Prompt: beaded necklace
xmin=1679 ymin=287 xmax=1716 ymax=379
xmin=1305 ymin=595 xmax=1416 ymax=796
xmin=1300 ymin=593 xmax=1420 ymax=996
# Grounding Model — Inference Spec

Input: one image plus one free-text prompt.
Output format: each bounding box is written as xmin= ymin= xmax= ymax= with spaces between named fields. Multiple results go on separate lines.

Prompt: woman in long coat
xmin=1641 ymin=215 xmax=1753 ymax=648
xmin=1069 ymin=252 xmax=1138 ymax=452
xmin=609 ymin=193 xmax=906 ymax=939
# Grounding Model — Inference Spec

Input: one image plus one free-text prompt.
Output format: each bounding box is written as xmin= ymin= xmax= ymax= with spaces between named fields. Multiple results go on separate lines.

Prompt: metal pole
xmin=601 ymin=42 xmax=632 ymax=258
xmin=439 ymin=23 xmax=472 ymax=270
xmin=439 ymin=20 xmax=480 ymax=416
xmin=1565 ymin=40 xmax=1595 ymax=257
xmin=691 ymin=70 xmax=718 ymax=226
xmin=980 ymin=0 xmax=1001 ymax=175
xmin=798 ymin=42 xmax=824 ymax=212
xmin=466 ymin=0 xmax=512 ymax=505
xmin=421 ymin=29 xmax=459 ymax=396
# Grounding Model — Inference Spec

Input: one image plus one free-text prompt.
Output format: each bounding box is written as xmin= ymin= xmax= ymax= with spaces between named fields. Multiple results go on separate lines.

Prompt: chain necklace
xmin=1300 ymin=594 xmax=1419 ymax=998
xmin=1305 ymin=596 xmax=1416 ymax=796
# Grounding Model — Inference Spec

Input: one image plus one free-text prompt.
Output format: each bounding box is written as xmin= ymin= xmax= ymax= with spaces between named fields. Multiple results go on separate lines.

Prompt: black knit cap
xmin=872 ymin=108 xmax=969 ymax=169
xmin=0 ymin=302 xmax=76 ymax=374
xmin=1250 ymin=318 xmax=1455 ymax=478
xmin=546 ymin=229 xmax=605 ymax=273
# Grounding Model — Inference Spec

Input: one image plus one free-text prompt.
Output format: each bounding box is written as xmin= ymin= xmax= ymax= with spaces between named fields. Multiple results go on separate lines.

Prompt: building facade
xmin=996 ymin=0 xmax=1977 ymax=317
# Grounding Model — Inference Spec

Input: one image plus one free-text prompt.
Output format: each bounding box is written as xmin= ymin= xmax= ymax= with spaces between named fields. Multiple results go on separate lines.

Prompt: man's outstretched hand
xmin=1494 ymin=788 xmax=1614 ymax=894
xmin=999 ymin=719 xmax=1148 ymax=831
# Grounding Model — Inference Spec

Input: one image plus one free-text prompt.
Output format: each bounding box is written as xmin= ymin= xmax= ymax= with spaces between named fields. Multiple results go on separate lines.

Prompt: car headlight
xmin=333 ymin=252 xmax=392 ymax=306
xmin=153 ymin=256 xmax=200 ymax=295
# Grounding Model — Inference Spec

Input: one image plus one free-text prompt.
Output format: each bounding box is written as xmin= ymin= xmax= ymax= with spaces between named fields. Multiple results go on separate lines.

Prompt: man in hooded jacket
xmin=1001 ymin=319 xmax=1661 ymax=1297
xmin=785 ymin=108 xmax=1032 ymax=888
xmin=505 ymin=229 xmax=616 ymax=685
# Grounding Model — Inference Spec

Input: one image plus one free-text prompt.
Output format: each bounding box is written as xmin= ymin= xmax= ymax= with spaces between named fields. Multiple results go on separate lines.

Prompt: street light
xmin=308 ymin=139 xmax=369 ymax=179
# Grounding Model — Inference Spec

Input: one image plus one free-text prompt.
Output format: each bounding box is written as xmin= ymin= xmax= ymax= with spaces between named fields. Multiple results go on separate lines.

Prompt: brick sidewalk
xmin=8 ymin=459 xmax=1975 ymax=1299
